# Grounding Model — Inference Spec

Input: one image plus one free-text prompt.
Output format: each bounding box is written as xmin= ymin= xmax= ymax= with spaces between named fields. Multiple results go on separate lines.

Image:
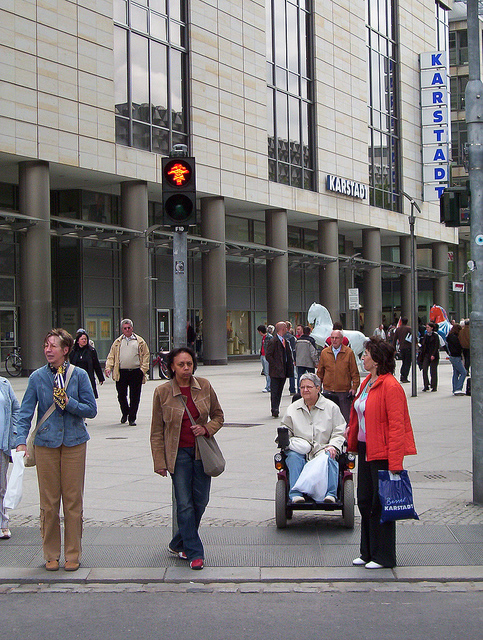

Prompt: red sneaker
xmin=190 ymin=558 xmax=204 ymax=570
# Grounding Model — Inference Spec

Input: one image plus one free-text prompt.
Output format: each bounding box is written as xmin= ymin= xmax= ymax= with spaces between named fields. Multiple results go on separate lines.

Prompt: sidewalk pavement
xmin=1 ymin=357 xmax=482 ymax=585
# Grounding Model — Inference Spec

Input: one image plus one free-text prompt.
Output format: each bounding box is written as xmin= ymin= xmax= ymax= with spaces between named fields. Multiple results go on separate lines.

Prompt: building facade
xmin=0 ymin=0 xmax=460 ymax=371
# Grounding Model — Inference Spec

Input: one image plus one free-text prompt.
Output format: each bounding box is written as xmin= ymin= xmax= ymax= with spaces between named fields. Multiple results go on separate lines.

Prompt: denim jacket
xmin=16 ymin=365 xmax=97 ymax=448
xmin=0 ymin=377 xmax=20 ymax=455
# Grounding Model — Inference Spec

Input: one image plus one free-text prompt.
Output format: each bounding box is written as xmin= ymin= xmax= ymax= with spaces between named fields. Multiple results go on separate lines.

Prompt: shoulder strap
xmin=65 ymin=363 xmax=74 ymax=388
xmin=178 ymin=394 xmax=197 ymax=426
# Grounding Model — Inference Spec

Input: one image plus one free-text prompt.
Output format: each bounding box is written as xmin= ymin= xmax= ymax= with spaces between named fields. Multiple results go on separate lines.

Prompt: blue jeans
xmin=449 ymin=355 xmax=467 ymax=393
xmin=170 ymin=447 xmax=211 ymax=561
xmin=285 ymin=450 xmax=339 ymax=500
xmin=260 ymin=355 xmax=270 ymax=391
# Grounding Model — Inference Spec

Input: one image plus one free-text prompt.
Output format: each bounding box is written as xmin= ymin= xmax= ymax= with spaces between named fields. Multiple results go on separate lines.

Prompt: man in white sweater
xmin=105 ymin=319 xmax=150 ymax=426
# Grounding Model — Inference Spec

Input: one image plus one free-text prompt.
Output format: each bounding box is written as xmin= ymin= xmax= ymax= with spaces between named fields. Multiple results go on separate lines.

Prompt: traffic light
xmin=439 ymin=184 xmax=470 ymax=227
xmin=161 ymin=157 xmax=196 ymax=227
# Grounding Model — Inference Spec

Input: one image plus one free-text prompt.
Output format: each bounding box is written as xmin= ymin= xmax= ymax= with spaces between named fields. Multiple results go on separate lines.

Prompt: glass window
xmin=450 ymin=75 xmax=468 ymax=111
xmin=267 ymin=0 xmax=314 ymax=191
xmin=114 ymin=0 xmax=188 ymax=153
xmin=449 ymin=29 xmax=468 ymax=66
xmin=367 ymin=0 xmax=401 ymax=212
xmin=451 ymin=119 xmax=467 ymax=166
xmin=131 ymin=34 xmax=149 ymax=122
xmin=435 ymin=1 xmax=448 ymax=52
xmin=226 ymin=216 xmax=249 ymax=242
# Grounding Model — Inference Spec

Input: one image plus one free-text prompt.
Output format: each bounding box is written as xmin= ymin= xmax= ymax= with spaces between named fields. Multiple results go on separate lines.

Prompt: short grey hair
xmin=120 ymin=318 xmax=133 ymax=329
xmin=299 ymin=372 xmax=321 ymax=388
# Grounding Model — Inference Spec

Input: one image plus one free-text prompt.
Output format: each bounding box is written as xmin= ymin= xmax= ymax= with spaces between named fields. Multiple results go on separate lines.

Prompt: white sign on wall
xmin=420 ymin=51 xmax=450 ymax=202
xmin=348 ymin=288 xmax=360 ymax=310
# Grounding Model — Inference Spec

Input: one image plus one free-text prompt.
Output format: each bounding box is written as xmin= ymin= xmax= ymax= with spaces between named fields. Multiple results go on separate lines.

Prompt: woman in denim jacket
xmin=0 ymin=377 xmax=20 ymax=539
xmin=16 ymin=329 xmax=96 ymax=571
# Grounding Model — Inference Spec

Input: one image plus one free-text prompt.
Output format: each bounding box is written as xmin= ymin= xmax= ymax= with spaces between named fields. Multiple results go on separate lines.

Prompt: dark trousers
xmin=357 ymin=442 xmax=396 ymax=568
xmin=270 ymin=377 xmax=286 ymax=414
xmin=116 ymin=368 xmax=144 ymax=420
xmin=462 ymin=348 xmax=471 ymax=374
xmin=325 ymin=391 xmax=352 ymax=423
xmin=421 ymin=356 xmax=438 ymax=390
xmin=400 ymin=349 xmax=411 ymax=381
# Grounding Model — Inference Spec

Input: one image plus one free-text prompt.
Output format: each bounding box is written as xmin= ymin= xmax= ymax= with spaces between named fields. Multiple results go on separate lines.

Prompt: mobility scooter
xmin=274 ymin=425 xmax=355 ymax=529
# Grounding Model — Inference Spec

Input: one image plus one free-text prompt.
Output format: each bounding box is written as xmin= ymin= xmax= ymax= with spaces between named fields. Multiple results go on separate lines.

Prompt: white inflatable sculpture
xmin=307 ymin=303 xmax=369 ymax=370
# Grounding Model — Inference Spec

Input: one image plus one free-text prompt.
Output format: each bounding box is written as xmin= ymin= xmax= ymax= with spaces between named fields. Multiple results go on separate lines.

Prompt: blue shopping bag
xmin=378 ymin=470 xmax=419 ymax=523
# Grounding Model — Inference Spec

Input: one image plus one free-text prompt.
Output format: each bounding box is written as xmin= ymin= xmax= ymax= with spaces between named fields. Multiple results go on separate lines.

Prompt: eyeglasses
xmin=300 ymin=385 xmax=317 ymax=391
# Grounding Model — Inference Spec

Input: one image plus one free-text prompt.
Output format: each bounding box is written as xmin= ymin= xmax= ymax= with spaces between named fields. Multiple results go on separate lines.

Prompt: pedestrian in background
xmin=70 ymin=330 xmax=104 ymax=398
xmin=284 ymin=322 xmax=297 ymax=394
xmin=373 ymin=323 xmax=386 ymax=340
xmin=257 ymin=324 xmax=272 ymax=393
xmin=393 ymin=317 xmax=412 ymax=383
xmin=0 ymin=377 xmax=20 ymax=540
xmin=317 ymin=329 xmax=359 ymax=423
xmin=419 ymin=321 xmax=440 ymax=392
xmin=459 ymin=319 xmax=470 ymax=374
xmin=266 ymin=322 xmax=295 ymax=418
xmin=105 ymin=319 xmax=150 ymax=426
xmin=294 ymin=326 xmax=318 ymax=392
xmin=347 ymin=337 xmax=417 ymax=569
xmin=150 ymin=347 xmax=224 ymax=570
xmin=16 ymin=328 xmax=97 ymax=571
xmin=446 ymin=324 xmax=467 ymax=396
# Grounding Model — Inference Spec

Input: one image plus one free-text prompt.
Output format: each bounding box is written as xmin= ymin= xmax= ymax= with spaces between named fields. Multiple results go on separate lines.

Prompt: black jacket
xmin=266 ymin=335 xmax=295 ymax=379
xmin=70 ymin=346 xmax=105 ymax=398
xmin=446 ymin=332 xmax=463 ymax=358
xmin=419 ymin=332 xmax=440 ymax=361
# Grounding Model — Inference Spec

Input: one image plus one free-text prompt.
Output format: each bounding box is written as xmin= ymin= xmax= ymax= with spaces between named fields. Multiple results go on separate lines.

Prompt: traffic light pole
xmin=467 ymin=0 xmax=483 ymax=503
xmin=173 ymin=227 xmax=188 ymax=348
xmin=401 ymin=191 xmax=421 ymax=399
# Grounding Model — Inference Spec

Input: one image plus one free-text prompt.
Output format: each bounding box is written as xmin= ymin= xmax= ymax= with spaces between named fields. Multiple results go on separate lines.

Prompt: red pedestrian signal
xmin=161 ymin=157 xmax=196 ymax=227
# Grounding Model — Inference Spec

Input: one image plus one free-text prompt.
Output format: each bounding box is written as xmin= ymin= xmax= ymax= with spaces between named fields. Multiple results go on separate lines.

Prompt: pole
xmin=350 ymin=265 xmax=356 ymax=331
xmin=409 ymin=205 xmax=418 ymax=398
xmin=401 ymin=192 xmax=421 ymax=398
xmin=173 ymin=228 xmax=188 ymax=348
xmin=466 ymin=0 xmax=483 ymax=503
xmin=144 ymin=225 xmax=161 ymax=378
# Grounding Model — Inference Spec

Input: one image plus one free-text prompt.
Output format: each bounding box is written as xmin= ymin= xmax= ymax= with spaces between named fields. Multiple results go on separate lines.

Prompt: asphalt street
xmin=2 ymin=590 xmax=483 ymax=640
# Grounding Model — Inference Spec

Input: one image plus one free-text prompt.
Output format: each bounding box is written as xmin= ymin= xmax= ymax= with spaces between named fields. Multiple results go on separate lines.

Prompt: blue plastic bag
xmin=378 ymin=470 xmax=419 ymax=523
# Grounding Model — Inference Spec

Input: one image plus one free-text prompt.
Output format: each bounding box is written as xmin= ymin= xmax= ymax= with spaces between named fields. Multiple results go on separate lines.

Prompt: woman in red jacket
xmin=347 ymin=336 xmax=417 ymax=569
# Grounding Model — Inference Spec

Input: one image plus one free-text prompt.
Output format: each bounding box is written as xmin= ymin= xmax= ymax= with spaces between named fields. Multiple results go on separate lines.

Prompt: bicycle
xmin=152 ymin=350 xmax=170 ymax=379
xmin=5 ymin=346 xmax=22 ymax=377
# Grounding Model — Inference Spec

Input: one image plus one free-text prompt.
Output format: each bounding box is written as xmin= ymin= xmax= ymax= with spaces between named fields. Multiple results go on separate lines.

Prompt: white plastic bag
xmin=288 ymin=436 xmax=312 ymax=455
xmin=4 ymin=450 xmax=25 ymax=510
xmin=292 ymin=450 xmax=329 ymax=502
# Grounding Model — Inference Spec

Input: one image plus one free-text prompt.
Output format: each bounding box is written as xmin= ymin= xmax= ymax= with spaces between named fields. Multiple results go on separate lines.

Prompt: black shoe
xmin=400 ymin=378 xmax=409 ymax=383
xmin=271 ymin=411 xmax=279 ymax=418
xmin=422 ymin=387 xmax=429 ymax=392
xmin=120 ymin=415 xmax=128 ymax=424
xmin=431 ymin=388 xmax=437 ymax=392
xmin=129 ymin=419 xmax=137 ymax=426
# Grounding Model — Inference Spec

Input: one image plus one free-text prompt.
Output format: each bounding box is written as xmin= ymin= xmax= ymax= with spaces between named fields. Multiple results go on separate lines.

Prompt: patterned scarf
xmin=52 ymin=361 xmax=68 ymax=412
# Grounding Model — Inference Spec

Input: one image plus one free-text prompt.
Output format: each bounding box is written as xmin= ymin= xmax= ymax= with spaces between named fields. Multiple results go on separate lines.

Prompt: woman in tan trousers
xmin=16 ymin=329 xmax=97 ymax=571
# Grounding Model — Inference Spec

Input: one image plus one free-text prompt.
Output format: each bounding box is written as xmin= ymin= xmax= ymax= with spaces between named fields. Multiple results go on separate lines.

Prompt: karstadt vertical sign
xmin=420 ymin=51 xmax=450 ymax=201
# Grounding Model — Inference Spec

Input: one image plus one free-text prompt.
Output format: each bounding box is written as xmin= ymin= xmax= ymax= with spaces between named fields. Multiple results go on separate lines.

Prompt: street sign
xmin=348 ymin=288 xmax=359 ymax=310
xmin=452 ymin=281 xmax=465 ymax=293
